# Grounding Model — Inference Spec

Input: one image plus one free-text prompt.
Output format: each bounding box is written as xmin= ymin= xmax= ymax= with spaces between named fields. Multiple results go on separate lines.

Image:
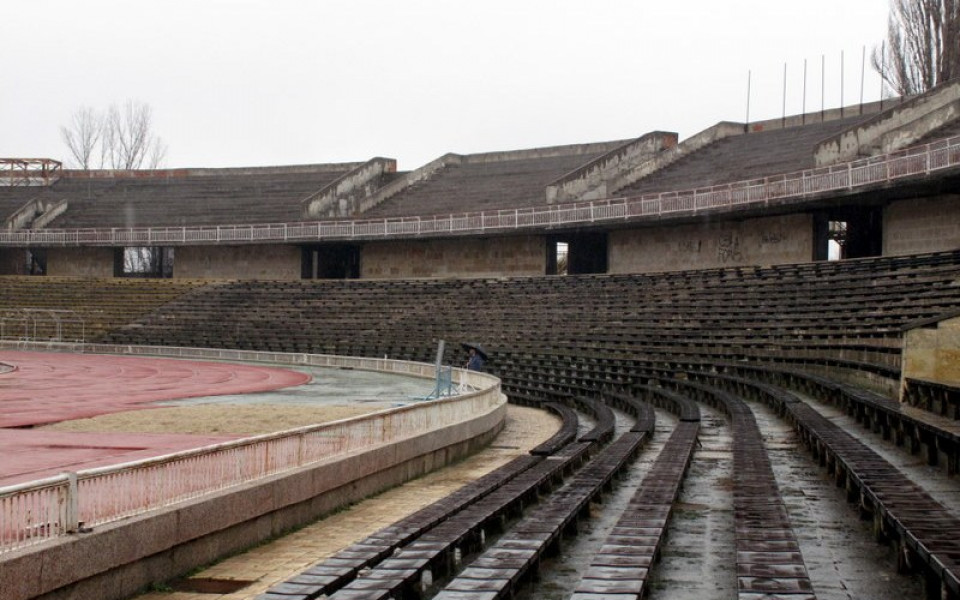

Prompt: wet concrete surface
xmin=520 ymin=409 xmax=675 ymax=600
xmin=158 ymin=364 xmax=436 ymax=408
xmin=517 ymin=396 xmax=930 ymax=600
xmin=747 ymin=397 xmax=926 ymax=600
xmin=93 ymin=382 xmax=943 ymax=600
xmin=795 ymin=391 xmax=960 ymax=515
xmin=647 ymin=405 xmax=737 ymax=600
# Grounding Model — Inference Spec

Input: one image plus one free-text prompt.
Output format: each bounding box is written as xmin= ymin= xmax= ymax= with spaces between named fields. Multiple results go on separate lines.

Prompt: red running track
xmin=0 ymin=351 xmax=312 ymax=486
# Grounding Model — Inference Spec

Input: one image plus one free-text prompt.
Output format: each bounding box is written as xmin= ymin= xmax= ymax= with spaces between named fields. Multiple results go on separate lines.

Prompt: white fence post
xmin=64 ymin=472 xmax=79 ymax=533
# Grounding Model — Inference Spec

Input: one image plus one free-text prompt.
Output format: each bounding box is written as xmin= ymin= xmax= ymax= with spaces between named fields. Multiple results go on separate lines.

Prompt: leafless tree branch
xmin=59 ymin=106 xmax=102 ymax=169
xmin=873 ymin=0 xmax=960 ymax=96
xmin=61 ymin=99 xmax=168 ymax=170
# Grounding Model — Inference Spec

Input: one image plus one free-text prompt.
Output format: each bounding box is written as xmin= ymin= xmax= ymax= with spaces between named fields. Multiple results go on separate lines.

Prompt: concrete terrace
xmin=361 ymin=141 xmax=629 ymax=218
xmin=614 ymin=115 xmax=873 ymax=197
xmin=36 ymin=164 xmax=362 ymax=229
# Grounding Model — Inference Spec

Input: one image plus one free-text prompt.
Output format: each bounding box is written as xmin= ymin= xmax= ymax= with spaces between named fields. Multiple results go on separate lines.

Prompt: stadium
xmin=2 ymin=77 xmax=960 ymax=600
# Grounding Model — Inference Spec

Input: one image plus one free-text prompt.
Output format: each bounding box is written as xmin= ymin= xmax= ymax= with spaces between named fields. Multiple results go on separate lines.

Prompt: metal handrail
xmin=0 ymin=343 xmax=504 ymax=554
xmin=0 ymin=135 xmax=958 ymax=247
xmin=0 ymin=309 xmax=85 ymax=344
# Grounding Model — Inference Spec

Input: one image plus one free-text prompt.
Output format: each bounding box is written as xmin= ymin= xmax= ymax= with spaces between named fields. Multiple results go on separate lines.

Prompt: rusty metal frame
xmin=0 ymin=158 xmax=62 ymax=187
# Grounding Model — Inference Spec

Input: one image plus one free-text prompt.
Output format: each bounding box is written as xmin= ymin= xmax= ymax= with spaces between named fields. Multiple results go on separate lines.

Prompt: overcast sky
xmin=3 ymin=1 xmax=891 ymax=170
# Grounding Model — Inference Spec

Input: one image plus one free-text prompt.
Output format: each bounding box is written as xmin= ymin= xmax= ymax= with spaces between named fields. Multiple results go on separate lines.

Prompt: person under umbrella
xmin=462 ymin=343 xmax=487 ymax=372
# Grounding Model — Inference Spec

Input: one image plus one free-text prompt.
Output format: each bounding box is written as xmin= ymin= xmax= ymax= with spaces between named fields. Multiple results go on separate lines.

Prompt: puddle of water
xmin=172 ymin=578 xmax=254 ymax=594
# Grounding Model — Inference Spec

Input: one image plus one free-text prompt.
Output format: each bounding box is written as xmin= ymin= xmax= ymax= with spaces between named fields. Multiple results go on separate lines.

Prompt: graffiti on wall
xmin=717 ymin=233 xmax=742 ymax=263
xmin=761 ymin=231 xmax=783 ymax=244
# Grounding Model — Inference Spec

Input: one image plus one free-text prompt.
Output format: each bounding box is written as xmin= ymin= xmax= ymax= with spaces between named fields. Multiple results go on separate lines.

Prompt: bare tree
xmin=872 ymin=0 xmax=960 ymax=96
xmin=59 ymin=106 xmax=102 ymax=169
xmin=102 ymin=100 xmax=167 ymax=170
xmin=60 ymin=99 xmax=167 ymax=170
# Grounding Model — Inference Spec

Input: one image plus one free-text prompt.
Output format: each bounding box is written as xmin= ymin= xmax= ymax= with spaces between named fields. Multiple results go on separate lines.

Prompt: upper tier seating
xmin=0 ymin=187 xmax=44 ymax=223
xmin=362 ymin=152 xmax=612 ymax=218
xmin=96 ymin=251 xmax=960 ymax=384
xmin=37 ymin=169 xmax=353 ymax=229
xmin=616 ymin=115 xmax=871 ymax=197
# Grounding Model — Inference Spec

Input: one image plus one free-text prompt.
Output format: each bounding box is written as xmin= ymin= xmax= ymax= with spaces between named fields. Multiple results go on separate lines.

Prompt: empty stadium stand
xmin=361 ymin=144 xmax=625 ymax=218
xmin=98 ymin=250 xmax=960 ymax=379
xmin=614 ymin=115 xmax=872 ymax=197
xmin=35 ymin=249 xmax=945 ymax=598
xmin=0 ymin=276 xmax=206 ymax=341
xmin=7 ymin=87 xmax=960 ymax=600
xmin=1 ymin=165 xmax=362 ymax=229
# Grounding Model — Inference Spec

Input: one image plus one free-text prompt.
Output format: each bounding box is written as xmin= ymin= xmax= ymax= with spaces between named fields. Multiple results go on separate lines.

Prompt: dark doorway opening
xmin=546 ymin=233 xmax=608 ymax=275
xmin=302 ymin=244 xmax=361 ymax=279
xmin=813 ymin=207 xmax=882 ymax=261
xmin=26 ymin=248 xmax=47 ymax=275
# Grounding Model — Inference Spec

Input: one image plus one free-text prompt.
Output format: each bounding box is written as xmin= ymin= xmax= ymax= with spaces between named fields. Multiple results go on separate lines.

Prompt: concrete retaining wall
xmin=608 ymin=213 xmax=813 ymax=273
xmin=5 ymin=199 xmax=68 ymax=232
xmin=902 ymin=314 xmax=960 ymax=392
xmin=175 ymin=245 xmax=301 ymax=280
xmin=303 ymin=158 xmax=397 ymax=219
xmin=815 ymin=81 xmax=960 ymax=165
xmin=608 ymin=122 xmax=746 ymax=196
xmin=748 ymin=98 xmax=889 ymax=133
xmin=1 ymin=399 xmax=507 ymax=600
xmin=46 ymin=247 xmax=115 ymax=278
xmin=545 ymin=132 xmax=678 ymax=204
xmin=362 ymin=236 xmax=546 ymax=278
xmin=884 ymin=194 xmax=960 ymax=257
xmin=356 ymin=153 xmax=464 ymax=216
xmin=0 ymin=249 xmax=27 ymax=275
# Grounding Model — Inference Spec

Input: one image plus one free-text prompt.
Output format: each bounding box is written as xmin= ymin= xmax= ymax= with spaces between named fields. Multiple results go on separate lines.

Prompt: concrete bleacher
xmin=8 ymin=250 xmax=960 ymax=599
xmin=614 ymin=115 xmax=871 ymax=197
xmin=0 ymin=187 xmax=46 ymax=225
xmin=99 ymin=251 xmax=960 ymax=380
xmin=35 ymin=165 xmax=359 ymax=229
xmin=92 ymin=252 xmax=960 ymax=453
xmin=361 ymin=143 xmax=625 ymax=218
xmin=0 ymin=277 xmax=207 ymax=341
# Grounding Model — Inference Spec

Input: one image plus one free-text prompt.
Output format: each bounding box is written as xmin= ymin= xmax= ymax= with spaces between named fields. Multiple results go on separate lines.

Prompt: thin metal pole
xmin=745 ymin=70 xmax=751 ymax=130
xmin=860 ymin=45 xmax=866 ymax=114
xmin=880 ymin=40 xmax=885 ymax=110
xmin=821 ymin=54 xmax=826 ymax=122
xmin=803 ymin=58 xmax=808 ymax=124
xmin=841 ymin=50 xmax=845 ymax=117
xmin=782 ymin=62 xmax=788 ymax=126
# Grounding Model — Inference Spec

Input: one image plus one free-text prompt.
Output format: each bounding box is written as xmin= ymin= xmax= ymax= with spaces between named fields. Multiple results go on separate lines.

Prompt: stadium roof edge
xmin=59 ymin=161 xmax=371 ymax=180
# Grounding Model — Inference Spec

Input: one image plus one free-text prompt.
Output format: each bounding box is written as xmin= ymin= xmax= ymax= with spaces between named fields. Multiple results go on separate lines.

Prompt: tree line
xmin=60 ymin=100 xmax=167 ymax=170
xmin=874 ymin=0 xmax=960 ymax=96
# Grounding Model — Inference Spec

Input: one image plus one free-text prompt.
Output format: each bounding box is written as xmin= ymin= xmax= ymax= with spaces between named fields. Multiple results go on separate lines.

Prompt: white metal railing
xmin=0 ymin=309 xmax=85 ymax=344
xmin=0 ymin=135 xmax=958 ymax=248
xmin=0 ymin=343 xmax=504 ymax=554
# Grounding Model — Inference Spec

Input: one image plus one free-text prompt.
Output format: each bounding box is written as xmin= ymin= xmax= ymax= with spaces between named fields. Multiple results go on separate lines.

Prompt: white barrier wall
xmin=0 ymin=343 xmax=506 ymax=555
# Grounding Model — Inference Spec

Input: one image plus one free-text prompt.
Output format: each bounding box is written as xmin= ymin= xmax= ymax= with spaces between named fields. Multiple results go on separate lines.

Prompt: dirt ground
xmin=40 ymin=403 xmax=388 ymax=435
